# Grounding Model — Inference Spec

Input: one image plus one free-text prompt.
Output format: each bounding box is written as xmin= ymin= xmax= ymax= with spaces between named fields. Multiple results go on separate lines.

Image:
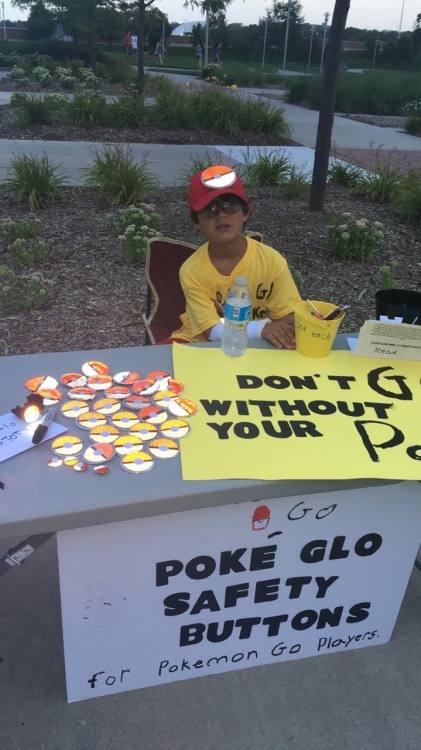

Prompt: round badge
xmin=35 ymin=388 xmax=62 ymax=406
xmin=94 ymin=466 xmax=110 ymax=475
xmin=201 ymin=165 xmax=237 ymax=190
xmin=111 ymin=411 xmax=140 ymax=430
xmin=104 ymin=386 xmax=131 ymax=400
xmin=74 ymin=461 xmax=88 ymax=472
xmin=48 ymin=457 xmax=63 ymax=468
xmin=52 ymin=435 xmax=83 ymax=457
xmin=77 ymin=411 xmax=108 ymax=430
xmin=160 ymin=418 xmax=190 ymax=439
xmin=68 ymin=386 xmax=96 ymax=401
xmin=146 ymin=371 xmax=170 ymax=391
xmin=113 ymin=371 xmax=141 ymax=385
xmin=83 ymin=442 xmax=115 ymax=464
xmin=167 ymin=379 xmax=184 ymax=395
xmin=60 ymin=373 xmax=87 ymax=388
xmin=25 ymin=375 xmax=58 ymax=392
xmin=167 ymin=398 xmax=197 ymax=417
xmin=124 ymin=395 xmax=150 ymax=411
xmin=149 ymin=438 xmax=179 ymax=460
xmin=132 ymin=378 xmax=158 ymax=396
xmin=61 ymin=400 xmax=89 ymax=418
xmin=94 ymin=398 xmax=121 ymax=416
xmin=120 ymin=451 xmax=154 ymax=474
xmin=87 ymin=375 xmax=113 ymax=391
xmin=129 ymin=422 xmax=157 ymax=441
xmin=152 ymin=389 xmax=177 ymax=409
xmin=138 ymin=405 xmax=168 ymax=425
xmin=89 ymin=424 xmax=120 ymax=444
xmin=114 ymin=435 xmax=143 ymax=455
xmin=82 ymin=361 xmax=109 ymax=377
xmin=63 ymin=456 xmax=79 ymax=467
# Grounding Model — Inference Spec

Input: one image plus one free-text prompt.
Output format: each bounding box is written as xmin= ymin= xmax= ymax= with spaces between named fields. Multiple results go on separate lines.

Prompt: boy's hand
xmin=262 ymin=318 xmax=296 ymax=349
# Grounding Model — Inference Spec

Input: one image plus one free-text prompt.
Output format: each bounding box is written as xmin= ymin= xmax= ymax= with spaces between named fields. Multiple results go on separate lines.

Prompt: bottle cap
xmin=235 ymin=276 xmax=247 ymax=285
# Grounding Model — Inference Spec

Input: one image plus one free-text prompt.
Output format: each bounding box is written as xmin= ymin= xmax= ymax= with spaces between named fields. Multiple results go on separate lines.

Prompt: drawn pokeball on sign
xmin=252 ymin=505 xmax=271 ymax=531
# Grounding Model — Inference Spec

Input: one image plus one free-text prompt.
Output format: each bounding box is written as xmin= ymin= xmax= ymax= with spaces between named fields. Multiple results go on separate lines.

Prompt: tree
xmin=26 ymin=0 xmax=56 ymax=39
xmin=184 ymin=0 xmax=234 ymax=65
xmin=309 ymin=0 xmax=350 ymax=212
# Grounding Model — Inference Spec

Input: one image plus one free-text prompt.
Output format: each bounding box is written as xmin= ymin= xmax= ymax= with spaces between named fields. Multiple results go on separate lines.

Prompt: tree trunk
xmin=308 ymin=0 xmax=350 ymax=212
xmin=87 ymin=1 xmax=96 ymax=69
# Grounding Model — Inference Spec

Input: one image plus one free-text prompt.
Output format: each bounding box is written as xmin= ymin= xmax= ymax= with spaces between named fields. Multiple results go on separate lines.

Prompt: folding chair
xmin=142 ymin=232 xmax=264 ymax=345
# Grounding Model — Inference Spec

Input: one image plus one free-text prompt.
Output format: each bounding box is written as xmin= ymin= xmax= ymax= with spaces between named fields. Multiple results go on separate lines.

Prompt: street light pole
xmin=320 ymin=12 xmax=330 ymax=71
xmin=282 ymin=0 xmax=291 ymax=75
xmin=307 ymin=25 xmax=315 ymax=71
xmin=1 ymin=1 xmax=6 ymax=41
xmin=398 ymin=0 xmax=406 ymax=39
xmin=372 ymin=39 xmax=379 ymax=68
xmin=262 ymin=19 xmax=268 ymax=68
xmin=204 ymin=9 xmax=209 ymax=68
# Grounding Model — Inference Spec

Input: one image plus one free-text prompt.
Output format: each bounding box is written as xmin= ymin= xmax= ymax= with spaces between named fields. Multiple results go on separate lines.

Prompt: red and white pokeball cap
xmin=188 ymin=165 xmax=250 ymax=212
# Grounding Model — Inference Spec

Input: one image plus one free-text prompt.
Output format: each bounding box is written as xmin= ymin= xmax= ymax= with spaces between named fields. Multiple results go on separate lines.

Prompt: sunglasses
xmin=199 ymin=196 xmax=242 ymax=219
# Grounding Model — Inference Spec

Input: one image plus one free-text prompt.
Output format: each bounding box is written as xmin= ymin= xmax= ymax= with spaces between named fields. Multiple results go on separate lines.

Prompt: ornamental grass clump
xmin=83 ymin=145 xmax=158 ymax=205
xmin=326 ymin=212 xmax=384 ymax=262
xmin=109 ymin=204 xmax=161 ymax=264
xmin=4 ymin=153 xmax=67 ymax=209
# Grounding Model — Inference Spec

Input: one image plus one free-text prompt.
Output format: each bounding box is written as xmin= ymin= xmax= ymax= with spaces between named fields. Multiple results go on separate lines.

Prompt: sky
xmin=3 ymin=0 xmax=419 ymax=34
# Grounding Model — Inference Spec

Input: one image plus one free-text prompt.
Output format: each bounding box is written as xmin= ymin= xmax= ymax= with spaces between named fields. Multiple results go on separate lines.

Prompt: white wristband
xmin=209 ymin=322 xmax=224 ymax=341
xmin=247 ymin=319 xmax=270 ymax=339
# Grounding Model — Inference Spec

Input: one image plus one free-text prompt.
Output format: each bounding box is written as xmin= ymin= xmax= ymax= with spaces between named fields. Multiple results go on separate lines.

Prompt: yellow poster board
xmin=173 ymin=344 xmax=421 ymax=481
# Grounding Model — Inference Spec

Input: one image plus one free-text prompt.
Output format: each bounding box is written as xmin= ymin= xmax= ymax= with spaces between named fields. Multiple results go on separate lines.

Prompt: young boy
xmin=171 ymin=165 xmax=300 ymax=349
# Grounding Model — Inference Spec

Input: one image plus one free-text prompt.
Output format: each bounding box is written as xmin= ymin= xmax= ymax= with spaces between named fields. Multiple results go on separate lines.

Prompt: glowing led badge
xmin=61 ymin=400 xmax=89 ymax=418
xmin=113 ymin=371 xmax=141 ymax=385
xmin=35 ymin=388 xmax=62 ymax=406
xmin=25 ymin=375 xmax=58 ymax=392
xmin=138 ymin=405 xmax=168 ymax=425
xmin=152 ymin=389 xmax=177 ymax=409
xmin=167 ymin=398 xmax=197 ymax=417
xmin=48 ymin=457 xmax=63 ymax=468
xmin=129 ymin=421 xmax=157 ymax=441
xmin=93 ymin=398 xmax=121 ymax=416
xmin=89 ymin=424 xmax=120 ymax=444
xmin=120 ymin=451 xmax=154 ymax=474
xmin=124 ymin=395 xmax=150 ymax=411
xmin=132 ymin=378 xmax=157 ymax=396
xmin=68 ymin=386 xmax=96 ymax=401
xmin=111 ymin=411 xmax=140 ymax=430
xmin=87 ymin=375 xmax=113 ymax=391
xmin=149 ymin=438 xmax=179 ymax=460
xmin=114 ymin=435 xmax=143 ymax=455
xmin=105 ymin=385 xmax=131 ymax=400
xmin=52 ymin=435 xmax=83 ymax=457
xmin=60 ymin=373 xmax=87 ymax=388
xmin=201 ymin=165 xmax=237 ymax=190
xmin=82 ymin=361 xmax=110 ymax=377
xmin=83 ymin=442 xmax=115 ymax=464
xmin=76 ymin=411 xmax=107 ymax=430
xmin=160 ymin=418 xmax=190 ymax=439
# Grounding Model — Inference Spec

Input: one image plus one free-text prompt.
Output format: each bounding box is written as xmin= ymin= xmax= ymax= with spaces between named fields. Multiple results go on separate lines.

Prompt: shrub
xmin=110 ymin=204 xmax=161 ymax=264
xmin=328 ymin=160 xmax=364 ymax=187
xmin=242 ymin=150 xmax=293 ymax=188
xmin=0 ymin=266 xmax=52 ymax=314
xmin=78 ymin=67 xmax=101 ymax=89
xmin=0 ymin=215 xmax=41 ymax=244
xmin=275 ymin=167 xmax=311 ymax=200
xmin=108 ymin=90 xmax=149 ymax=128
xmin=356 ymin=163 xmax=402 ymax=203
xmin=404 ymin=116 xmax=421 ymax=135
xmin=10 ymin=92 xmax=67 ymax=125
xmin=32 ymin=65 xmax=52 ymax=87
xmin=326 ymin=212 xmax=384 ymax=261
xmin=393 ymin=169 xmax=421 ymax=224
xmin=4 ymin=152 xmax=67 ymax=209
xmin=9 ymin=66 xmax=29 ymax=87
xmin=82 ymin=145 xmax=158 ymax=205
xmin=68 ymin=90 xmax=107 ymax=125
xmin=379 ymin=262 xmax=398 ymax=289
xmin=55 ymin=65 xmax=76 ymax=89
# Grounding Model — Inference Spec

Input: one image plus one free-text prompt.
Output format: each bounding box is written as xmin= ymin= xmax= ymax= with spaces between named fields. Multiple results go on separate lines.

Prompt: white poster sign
xmin=57 ymin=482 xmax=421 ymax=702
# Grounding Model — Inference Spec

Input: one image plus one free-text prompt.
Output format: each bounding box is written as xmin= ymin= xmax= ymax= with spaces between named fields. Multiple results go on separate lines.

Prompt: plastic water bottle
xmin=221 ymin=277 xmax=252 ymax=357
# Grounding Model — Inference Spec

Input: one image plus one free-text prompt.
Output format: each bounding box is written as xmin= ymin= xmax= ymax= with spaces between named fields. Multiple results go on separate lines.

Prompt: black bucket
xmin=375 ymin=289 xmax=421 ymax=326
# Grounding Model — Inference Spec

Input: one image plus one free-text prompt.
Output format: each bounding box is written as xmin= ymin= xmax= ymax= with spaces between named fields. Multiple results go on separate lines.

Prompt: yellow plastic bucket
xmin=289 ymin=299 xmax=345 ymax=358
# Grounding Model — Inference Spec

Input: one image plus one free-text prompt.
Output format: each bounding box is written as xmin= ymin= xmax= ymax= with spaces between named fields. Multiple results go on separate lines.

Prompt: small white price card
xmin=0 ymin=412 xmax=67 ymax=463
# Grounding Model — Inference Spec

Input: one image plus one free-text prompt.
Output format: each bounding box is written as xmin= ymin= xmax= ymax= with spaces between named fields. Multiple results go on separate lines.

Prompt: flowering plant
xmin=109 ymin=204 xmax=161 ymax=264
xmin=326 ymin=212 xmax=384 ymax=261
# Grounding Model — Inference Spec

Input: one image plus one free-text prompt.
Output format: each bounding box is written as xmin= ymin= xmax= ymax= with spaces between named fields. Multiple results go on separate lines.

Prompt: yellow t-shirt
xmin=172 ymin=237 xmax=300 ymax=343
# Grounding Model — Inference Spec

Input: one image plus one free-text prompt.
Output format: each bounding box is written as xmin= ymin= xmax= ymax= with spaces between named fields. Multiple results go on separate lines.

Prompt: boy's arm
xmin=261 ymin=314 xmax=295 ymax=350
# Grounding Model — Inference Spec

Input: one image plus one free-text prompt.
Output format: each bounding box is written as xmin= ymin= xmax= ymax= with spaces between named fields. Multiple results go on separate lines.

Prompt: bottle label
xmin=224 ymin=301 xmax=251 ymax=323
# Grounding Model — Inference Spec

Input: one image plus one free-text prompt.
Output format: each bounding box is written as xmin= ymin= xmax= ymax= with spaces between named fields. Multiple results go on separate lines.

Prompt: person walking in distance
xmin=123 ymin=31 xmax=132 ymax=56
xmin=195 ymin=42 xmax=203 ymax=70
xmin=131 ymin=33 xmax=138 ymax=58
xmin=155 ymin=38 xmax=164 ymax=66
